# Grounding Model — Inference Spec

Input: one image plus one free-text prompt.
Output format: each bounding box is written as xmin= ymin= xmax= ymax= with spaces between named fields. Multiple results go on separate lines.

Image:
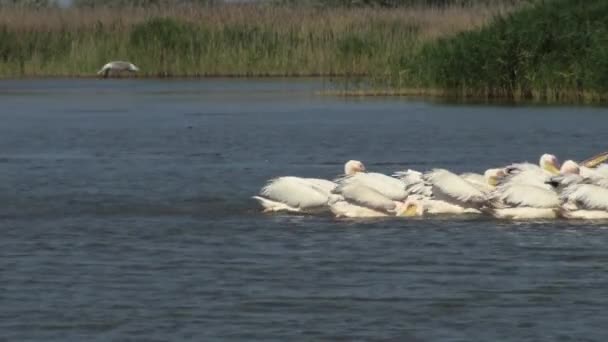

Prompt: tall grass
xmin=408 ymin=0 xmax=608 ymax=101
xmin=0 ymin=4 xmax=510 ymax=77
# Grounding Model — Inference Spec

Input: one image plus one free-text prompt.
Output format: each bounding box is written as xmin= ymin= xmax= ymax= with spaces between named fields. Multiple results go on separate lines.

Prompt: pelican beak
xmin=543 ymin=163 xmax=560 ymax=175
xmin=581 ymin=151 xmax=608 ymax=168
xmin=488 ymin=176 xmax=498 ymax=187
xmin=398 ymin=203 xmax=420 ymax=217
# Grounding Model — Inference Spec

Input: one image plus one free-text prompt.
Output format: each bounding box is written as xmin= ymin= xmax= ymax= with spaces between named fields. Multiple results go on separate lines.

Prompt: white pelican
xmin=97 ymin=61 xmax=139 ymax=78
xmin=424 ymin=169 xmax=490 ymax=207
xmin=483 ymin=154 xmax=563 ymax=220
xmin=499 ymin=154 xmax=561 ymax=190
xmin=424 ymin=168 xmax=505 ymax=211
xmin=560 ymin=184 xmax=608 ymax=219
xmin=394 ymin=168 xmax=504 ymax=217
xmin=504 ymin=153 xmax=561 ymax=175
xmin=550 ymin=160 xmax=608 ymax=189
xmin=545 ymin=159 xmax=608 ymax=219
xmin=253 ymin=160 xmax=365 ymax=214
xmin=329 ymin=161 xmax=409 ymax=218
xmin=487 ymin=183 xmax=561 ymax=220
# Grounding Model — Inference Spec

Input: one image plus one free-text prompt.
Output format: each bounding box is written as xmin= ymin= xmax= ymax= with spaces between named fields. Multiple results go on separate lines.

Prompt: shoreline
xmin=1 ymin=75 xmax=605 ymax=105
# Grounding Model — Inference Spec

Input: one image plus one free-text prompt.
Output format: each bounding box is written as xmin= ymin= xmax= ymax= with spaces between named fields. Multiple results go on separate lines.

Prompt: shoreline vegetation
xmin=0 ymin=0 xmax=607 ymax=103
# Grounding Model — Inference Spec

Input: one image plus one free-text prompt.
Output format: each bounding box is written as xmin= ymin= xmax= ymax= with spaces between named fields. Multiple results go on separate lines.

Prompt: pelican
xmin=499 ymin=154 xmax=561 ymax=189
xmin=550 ymin=160 xmax=608 ymax=189
xmin=395 ymin=168 xmax=504 ymax=217
xmin=252 ymin=160 xmax=364 ymax=214
xmin=505 ymin=153 xmax=561 ymax=175
xmin=546 ymin=159 xmax=608 ymax=219
xmin=486 ymin=184 xmax=562 ymax=220
xmin=329 ymin=162 xmax=409 ymax=218
xmin=560 ymin=184 xmax=608 ymax=219
xmin=97 ymin=61 xmax=139 ymax=78
xmin=483 ymin=154 xmax=563 ymax=220
xmin=405 ymin=169 xmax=504 ymax=215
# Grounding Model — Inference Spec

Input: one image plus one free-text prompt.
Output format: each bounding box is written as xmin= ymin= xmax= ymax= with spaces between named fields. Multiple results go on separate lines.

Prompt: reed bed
xmin=0 ymin=4 xmax=511 ymax=77
xmin=406 ymin=0 xmax=608 ymax=102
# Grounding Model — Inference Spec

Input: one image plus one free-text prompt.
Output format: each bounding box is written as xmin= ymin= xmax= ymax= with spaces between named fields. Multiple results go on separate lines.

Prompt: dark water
xmin=2 ymin=79 xmax=608 ymax=341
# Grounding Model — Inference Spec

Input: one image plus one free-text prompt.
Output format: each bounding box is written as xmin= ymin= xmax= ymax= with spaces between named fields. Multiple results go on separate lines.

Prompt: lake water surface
xmin=2 ymin=79 xmax=608 ymax=341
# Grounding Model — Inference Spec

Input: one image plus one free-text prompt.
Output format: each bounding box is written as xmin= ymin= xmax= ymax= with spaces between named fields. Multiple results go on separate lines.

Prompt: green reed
xmin=0 ymin=4 xmax=502 ymax=77
xmin=402 ymin=0 xmax=608 ymax=102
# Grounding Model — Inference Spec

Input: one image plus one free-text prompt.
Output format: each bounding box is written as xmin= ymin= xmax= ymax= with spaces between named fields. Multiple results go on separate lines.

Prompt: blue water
xmin=2 ymin=79 xmax=608 ymax=341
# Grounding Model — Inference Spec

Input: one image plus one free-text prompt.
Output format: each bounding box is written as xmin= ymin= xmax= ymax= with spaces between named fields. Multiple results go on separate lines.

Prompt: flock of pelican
xmin=253 ymin=152 xmax=608 ymax=220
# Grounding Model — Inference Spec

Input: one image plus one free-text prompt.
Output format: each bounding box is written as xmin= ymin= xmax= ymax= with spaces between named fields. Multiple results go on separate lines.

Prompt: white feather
xmin=561 ymin=184 xmax=608 ymax=211
xmin=499 ymin=168 xmax=552 ymax=189
xmin=335 ymin=172 xmax=407 ymax=201
xmin=423 ymin=169 xmax=487 ymax=207
xmin=256 ymin=176 xmax=333 ymax=212
xmin=460 ymin=172 xmax=493 ymax=193
xmin=490 ymin=184 xmax=559 ymax=209
xmin=333 ymin=182 xmax=396 ymax=212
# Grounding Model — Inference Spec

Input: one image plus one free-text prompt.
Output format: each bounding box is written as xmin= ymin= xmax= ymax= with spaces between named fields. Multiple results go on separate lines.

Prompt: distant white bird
xmin=97 ymin=61 xmax=139 ymax=78
xmin=252 ymin=160 xmax=365 ymax=214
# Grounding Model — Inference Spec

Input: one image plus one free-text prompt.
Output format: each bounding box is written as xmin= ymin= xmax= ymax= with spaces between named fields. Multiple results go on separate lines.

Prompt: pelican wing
xmin=260 ymin=176 xmax=329 ymax=210
xmin=405 ymin=181 xmax=433 ymax=197
xmin=394 ymin=169 xmax=432 ymax=197
xmin=561 ymin=184 xmax=608 ymax=211
xmin=490 ymin=184 xmax=559 ymax=208
xmin=393 ymin=169 xmax=423 ymax=183
xmin=499 ymin=168 xmax=552 ymax=189
xmin=460 ymin=172 xmax=492 ymax=193
xmin=336 ymin=172 xmax=407 ymax=201
xmin=304 ymin=178 xmax=337 ymax=194
xmin=424 ymin=169 xmax=486 ymax=207
xmin=333 ymin=182 xmax=396 ymax=212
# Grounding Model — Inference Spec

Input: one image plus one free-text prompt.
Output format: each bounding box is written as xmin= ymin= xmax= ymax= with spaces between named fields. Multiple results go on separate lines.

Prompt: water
xmin=2 ymin=79 xmax=608 ymax=341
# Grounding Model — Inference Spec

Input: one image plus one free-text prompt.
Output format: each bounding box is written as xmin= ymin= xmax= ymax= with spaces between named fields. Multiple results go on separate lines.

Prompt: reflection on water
xmin=2 ymin=79 xmax=608 ymax=341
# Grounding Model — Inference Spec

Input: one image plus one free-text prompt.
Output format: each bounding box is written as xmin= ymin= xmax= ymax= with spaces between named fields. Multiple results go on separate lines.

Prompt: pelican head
xmin=127 ymin=63 xmax=139 ymax=72
xmin=396 ymin=197 xmax=424 ymax=217
xmin=344 ymin=160 xmax=366 ymax=175
xmin=540 ymin=154 xmax=560 ymax=175
xmin=484 ymin=168 xmax=506 ymax=187
xmin=560 ymin=160 xmax=580 ymax=175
